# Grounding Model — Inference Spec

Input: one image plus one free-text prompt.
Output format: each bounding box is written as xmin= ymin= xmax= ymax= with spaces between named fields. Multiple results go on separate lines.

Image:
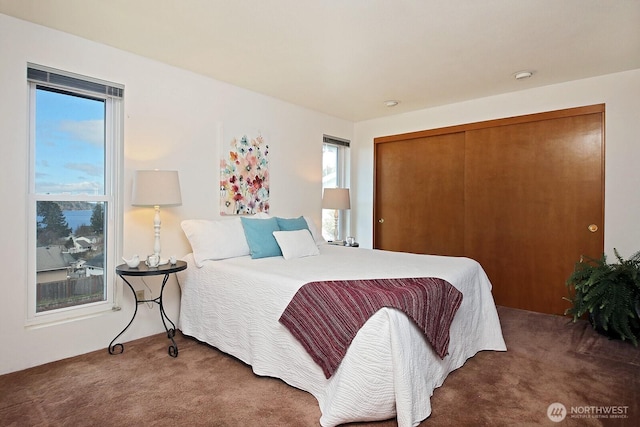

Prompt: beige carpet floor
xmin=0 ymin=306 xmax=638 ymax=426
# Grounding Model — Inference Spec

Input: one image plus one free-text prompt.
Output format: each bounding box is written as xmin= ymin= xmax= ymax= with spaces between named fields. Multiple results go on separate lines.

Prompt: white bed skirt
xmin=177 ymin=246 xmax=507 ymax=426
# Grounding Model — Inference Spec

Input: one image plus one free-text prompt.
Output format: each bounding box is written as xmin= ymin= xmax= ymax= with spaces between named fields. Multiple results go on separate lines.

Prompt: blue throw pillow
xmin=240 ymin=217 xmax=282 ymax=259
xmin=276 ymin=216 xmax=310 ymax=232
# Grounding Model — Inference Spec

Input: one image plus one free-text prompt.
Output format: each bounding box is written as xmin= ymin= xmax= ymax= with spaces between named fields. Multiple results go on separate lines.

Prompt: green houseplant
xmin=565 ymin=249 xmax=640 ymax=346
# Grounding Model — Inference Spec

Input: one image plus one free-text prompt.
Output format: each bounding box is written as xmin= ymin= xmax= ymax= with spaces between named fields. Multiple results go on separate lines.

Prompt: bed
xmin=176 ymin=216 xmax=506 ymax=426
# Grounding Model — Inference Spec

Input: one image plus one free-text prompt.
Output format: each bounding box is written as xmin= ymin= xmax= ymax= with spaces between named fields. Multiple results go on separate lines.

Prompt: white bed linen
xmin=177 ymin=245 xmax=506 ymax=426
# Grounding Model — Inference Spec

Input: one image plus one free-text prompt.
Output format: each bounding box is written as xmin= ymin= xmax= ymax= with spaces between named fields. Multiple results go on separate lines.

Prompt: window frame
xmin=26 ymin=64 xmax=124 ymax=326
xmin=322 ymin=135 xmax=350 ymax=241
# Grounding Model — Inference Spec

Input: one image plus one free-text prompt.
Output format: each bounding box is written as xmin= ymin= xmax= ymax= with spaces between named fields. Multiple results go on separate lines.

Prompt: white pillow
xmin=304 ymin=216 xmax=327 ymax=245
xmin=181 ymin=218 xmax=250 ymax=267
xmin=272 ymin=229 xmax=320 ymax=260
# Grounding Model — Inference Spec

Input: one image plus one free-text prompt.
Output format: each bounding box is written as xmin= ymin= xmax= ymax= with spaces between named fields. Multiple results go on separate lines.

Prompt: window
xmin=27 ymin=64 xmax=123 ymax=324
xmin=322 ymin=135 xmax=350 ymax=241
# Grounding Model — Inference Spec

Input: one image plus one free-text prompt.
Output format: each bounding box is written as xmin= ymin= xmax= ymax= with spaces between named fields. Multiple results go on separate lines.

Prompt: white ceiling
xmin=2 ymin=0 xmax=639 ymax=122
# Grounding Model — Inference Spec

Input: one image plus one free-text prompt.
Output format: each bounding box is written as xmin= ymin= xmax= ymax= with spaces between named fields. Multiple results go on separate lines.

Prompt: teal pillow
xmin=276 ymin=216 xmax=310 ymax=232
xmin=240 ymin=217 xmax=282 ymax=259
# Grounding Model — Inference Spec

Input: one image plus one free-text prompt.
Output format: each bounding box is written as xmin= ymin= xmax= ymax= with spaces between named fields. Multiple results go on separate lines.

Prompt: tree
xmin=75 ymin=224 xmax=94 ymax=237
xmin=90 ymin=203 xmax=104 ymax=234
xmin=37 ymin=201 xmax=72 ymax=245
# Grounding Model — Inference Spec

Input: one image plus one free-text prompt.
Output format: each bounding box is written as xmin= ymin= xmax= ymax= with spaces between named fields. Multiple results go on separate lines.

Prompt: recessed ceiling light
xmin=384 ymin=100 xmax=399 ymax=107
xmin=513 ymin=71 xmax=534 ymax=80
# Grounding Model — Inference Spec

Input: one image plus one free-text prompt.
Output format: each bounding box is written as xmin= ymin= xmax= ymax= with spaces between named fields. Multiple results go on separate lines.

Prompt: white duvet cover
xmin=177 ymin=245 xmax=506 ymax=427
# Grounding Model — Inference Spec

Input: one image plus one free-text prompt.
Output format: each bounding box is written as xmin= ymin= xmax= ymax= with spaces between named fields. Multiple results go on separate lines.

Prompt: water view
xmin=63 ymin=210 xmax=93 ymax=232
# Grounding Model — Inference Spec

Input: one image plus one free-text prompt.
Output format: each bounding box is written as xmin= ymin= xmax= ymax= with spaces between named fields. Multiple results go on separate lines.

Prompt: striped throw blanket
xmin=279 ymin=277 xmax=463 ymax=378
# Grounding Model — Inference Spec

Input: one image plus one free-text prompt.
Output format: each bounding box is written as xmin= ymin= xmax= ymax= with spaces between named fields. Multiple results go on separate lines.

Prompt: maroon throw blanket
xmin=279 ymin=277 xmax=463 ymax=378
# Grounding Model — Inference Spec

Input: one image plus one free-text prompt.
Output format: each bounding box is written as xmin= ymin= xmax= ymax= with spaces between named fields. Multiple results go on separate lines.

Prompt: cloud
xmin=36 ymin=180 xmax=103 ymax=195
xmin=65 ymin=162 xmax=104 ymax=177
xmin=58 ymin=119 xmax=104 ymax=147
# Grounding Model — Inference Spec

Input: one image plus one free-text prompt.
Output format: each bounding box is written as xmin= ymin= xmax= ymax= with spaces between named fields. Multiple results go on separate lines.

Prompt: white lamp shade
xmin=131 ymin=170 xmax=182 ymax=206
xmin=322 ymin=188 xmax=350 ymax=210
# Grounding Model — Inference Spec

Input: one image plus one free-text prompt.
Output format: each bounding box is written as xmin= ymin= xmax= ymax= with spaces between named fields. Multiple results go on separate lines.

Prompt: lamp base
xmin=153 ymin=205 xmax=162 ymax=258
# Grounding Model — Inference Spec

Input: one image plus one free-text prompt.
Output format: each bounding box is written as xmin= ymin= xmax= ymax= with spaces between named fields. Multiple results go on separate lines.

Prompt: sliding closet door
xmin=374 ymin=105 xmax=604 ymax=316
xmin=464 ymin=112 xmax=604 ymax=315
xmin=374 ymin=133 xmax=465 ymax=255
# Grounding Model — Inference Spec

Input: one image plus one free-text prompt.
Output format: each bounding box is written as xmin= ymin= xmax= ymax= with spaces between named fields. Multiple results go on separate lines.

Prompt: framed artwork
xmin=220 ymin=129 xmax=269 ymax=215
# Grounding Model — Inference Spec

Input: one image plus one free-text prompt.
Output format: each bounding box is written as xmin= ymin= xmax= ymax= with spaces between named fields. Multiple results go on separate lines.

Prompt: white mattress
xmin=177 ymin=245 xmax=506 ymax=426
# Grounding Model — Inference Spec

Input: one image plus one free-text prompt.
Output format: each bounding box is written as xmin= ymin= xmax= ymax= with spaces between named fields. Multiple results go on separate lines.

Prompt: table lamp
xmin=322 ymin=188 xmax=350 ymax=242
xmin=131 ymin=170 xmax=182 ymax=259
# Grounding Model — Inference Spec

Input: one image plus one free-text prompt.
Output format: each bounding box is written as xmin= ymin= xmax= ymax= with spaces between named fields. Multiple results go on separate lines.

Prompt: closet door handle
xmin=378 ymin=218 xmax=385 ymax=223
xmin=588 ymin=224 xmax=598 ymax=233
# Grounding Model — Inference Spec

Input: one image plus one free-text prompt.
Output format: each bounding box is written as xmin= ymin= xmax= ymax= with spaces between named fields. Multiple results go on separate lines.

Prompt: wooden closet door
xmin=464 ymin=113 xmax=604 ymax=315
xmin=374 ymin=133 xmax=465 ymax=255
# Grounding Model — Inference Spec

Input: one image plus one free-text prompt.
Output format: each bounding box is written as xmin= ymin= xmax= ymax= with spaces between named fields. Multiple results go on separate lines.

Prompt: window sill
xmin=25 ymin=300 xmax=116 ymax=329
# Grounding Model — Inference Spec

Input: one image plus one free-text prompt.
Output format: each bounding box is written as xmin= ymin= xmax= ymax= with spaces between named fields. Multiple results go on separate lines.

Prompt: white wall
xmin=0 ymin=14 xmax=352 ymax=375
xmin=3 ymin=12 xmax=639 ymax=376
xmin=352 ymin=69 xmax=640 ymax=259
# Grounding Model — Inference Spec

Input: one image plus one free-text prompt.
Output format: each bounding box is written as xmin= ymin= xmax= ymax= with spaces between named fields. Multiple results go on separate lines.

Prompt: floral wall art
xmin=220 ymin=130 xmax=270 ymax=215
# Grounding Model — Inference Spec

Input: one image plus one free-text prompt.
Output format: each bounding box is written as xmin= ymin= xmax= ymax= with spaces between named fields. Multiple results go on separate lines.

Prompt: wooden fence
xmin=37 ymin=275 xmax=105 ymax=312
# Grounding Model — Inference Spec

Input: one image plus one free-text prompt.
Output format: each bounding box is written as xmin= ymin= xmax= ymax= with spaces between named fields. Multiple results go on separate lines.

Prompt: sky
xmin=35 ymin=88 xmax=105 ymax=196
